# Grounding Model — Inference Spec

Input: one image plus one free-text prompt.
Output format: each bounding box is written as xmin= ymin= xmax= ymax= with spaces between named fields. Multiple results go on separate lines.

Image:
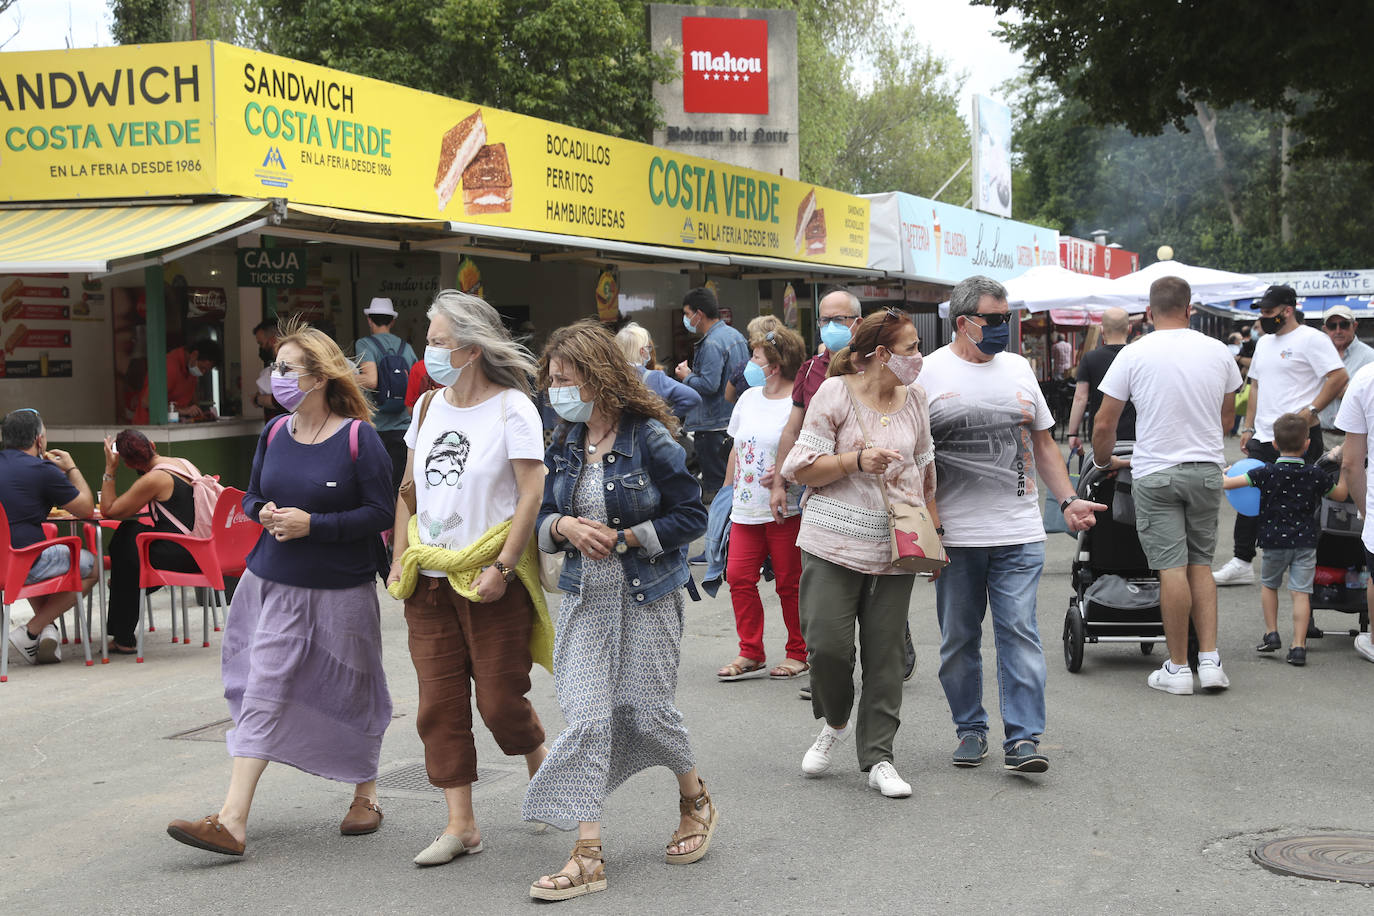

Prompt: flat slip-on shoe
xmin=340 ymin=797 xmax=383 ymax=835
xmin=167 ymin=814 xmax=245 ymax=856
xmin=413 ymin=833 xmax=483 ymax=866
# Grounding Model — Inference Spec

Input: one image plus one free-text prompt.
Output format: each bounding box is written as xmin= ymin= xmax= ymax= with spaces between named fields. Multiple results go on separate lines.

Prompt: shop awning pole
xmin=146 ymin=265 xmax=168 ymax=425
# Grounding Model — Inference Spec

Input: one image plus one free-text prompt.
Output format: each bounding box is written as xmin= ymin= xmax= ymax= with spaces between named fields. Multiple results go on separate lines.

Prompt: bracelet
xmin=1091 ymin=458 xmax=1112 ymax=471
xmin=1240 ymin=427 xmax=1255 ymax=434
xmin=854 ymin=448 xmax=865 ymax=474
xmin=552 ymin=516 xmax=565 ymax=540
xmin=102 ymin=473 xmax=115 ymax=482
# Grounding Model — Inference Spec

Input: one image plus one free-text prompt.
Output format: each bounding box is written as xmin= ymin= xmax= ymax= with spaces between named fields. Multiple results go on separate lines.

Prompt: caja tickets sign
xmin=0 ymin=42 xmax=866 ymax=268
xmin=681 ymin=17 xmax=769 ymax=115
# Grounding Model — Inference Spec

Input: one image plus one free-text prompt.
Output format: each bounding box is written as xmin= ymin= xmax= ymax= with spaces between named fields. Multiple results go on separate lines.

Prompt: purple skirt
xmin=222 ymin=570 xmax=392 ymax=783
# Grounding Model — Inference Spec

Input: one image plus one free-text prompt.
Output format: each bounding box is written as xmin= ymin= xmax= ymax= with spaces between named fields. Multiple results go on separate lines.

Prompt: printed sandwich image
xmin=5 ymin=322 xmax=27 ymax=352
xmin=462 ymin=143 xmax=512 ymax=215
xmin=2 ymin=278 xmax=23 ymax=302
xmin=435 ymin=109 xmax=487 ymax=211
xmin=805 ymin=208 xmax=826 ymax=256
xmin=793 ymin=189 xmax=816 ymax=255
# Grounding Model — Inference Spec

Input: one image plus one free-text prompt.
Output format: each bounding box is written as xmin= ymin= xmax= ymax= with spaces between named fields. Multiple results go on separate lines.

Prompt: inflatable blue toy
xmin=1224 ymin=457 xmax=1265 ymax=517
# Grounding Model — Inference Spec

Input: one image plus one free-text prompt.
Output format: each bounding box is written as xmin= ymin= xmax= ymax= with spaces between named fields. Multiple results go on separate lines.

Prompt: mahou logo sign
xmin=682 ymin=17 xmax=769 ymax=115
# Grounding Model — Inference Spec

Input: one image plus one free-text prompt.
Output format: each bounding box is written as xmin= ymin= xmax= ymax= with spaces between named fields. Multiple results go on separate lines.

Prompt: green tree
xmin=109 ymin=0 xmax=267 ymax=44
xmin=110 ymin=0 xmax=177 ymax=44
xmin=979 ymin=0 xmax=1374 ymax=163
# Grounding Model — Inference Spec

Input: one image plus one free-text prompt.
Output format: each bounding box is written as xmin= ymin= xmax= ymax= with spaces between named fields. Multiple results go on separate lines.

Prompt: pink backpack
xmin=153 ymin=457 xmax=225 ymax=539
xmin=266 ymin=415 xmax=361 ymax=459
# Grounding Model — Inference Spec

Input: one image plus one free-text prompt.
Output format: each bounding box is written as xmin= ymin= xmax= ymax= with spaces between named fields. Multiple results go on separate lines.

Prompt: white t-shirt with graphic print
xmin=727 ymin=386 xmax=802 ymax=524
xmin=404 ymin=388 xmax=544 ymax=575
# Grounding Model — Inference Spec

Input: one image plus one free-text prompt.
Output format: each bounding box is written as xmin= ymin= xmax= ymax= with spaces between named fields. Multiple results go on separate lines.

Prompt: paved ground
xmin=3 ymin=441 xmax=1373 ymax=914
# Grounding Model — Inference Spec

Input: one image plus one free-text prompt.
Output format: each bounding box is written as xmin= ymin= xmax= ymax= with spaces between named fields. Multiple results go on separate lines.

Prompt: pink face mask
xmin=883 ymin=352 xmax=923 ymax=385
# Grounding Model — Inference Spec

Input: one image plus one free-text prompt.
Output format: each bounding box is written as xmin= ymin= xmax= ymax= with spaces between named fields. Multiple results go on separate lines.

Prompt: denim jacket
xmin=538 ymin=415 xmax=707 ymax=604
xmin=682 ymin=321 xmax=749 ymax=431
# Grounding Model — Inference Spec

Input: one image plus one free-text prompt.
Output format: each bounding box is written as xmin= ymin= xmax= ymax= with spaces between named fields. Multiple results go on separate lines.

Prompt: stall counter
xmin=46 ymin=418 xmax=265 ymax=492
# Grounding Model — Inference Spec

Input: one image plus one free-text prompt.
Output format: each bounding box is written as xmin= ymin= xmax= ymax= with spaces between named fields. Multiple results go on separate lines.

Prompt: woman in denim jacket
xmin=521 ymin=322 xmax=715 ymax=902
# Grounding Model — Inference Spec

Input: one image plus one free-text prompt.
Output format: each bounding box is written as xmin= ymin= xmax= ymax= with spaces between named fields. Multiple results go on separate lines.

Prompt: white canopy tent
xmin=937 ymin=264 xmax=1139 ymax=317
xmin=1104 ymin=258 xmax=1269 ymax=305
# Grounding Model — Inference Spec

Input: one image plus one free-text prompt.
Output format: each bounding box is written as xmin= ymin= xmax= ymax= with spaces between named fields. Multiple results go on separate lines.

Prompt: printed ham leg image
xmin=434 ymin=109 xmax=487 ymax=211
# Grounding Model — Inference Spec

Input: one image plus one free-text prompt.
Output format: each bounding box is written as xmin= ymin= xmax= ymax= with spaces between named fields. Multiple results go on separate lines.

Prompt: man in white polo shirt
xmin=1213 ymin=285 xmax=1347 ymax=586
xmin=1093 ymin=276 xmax=1242 ymax=694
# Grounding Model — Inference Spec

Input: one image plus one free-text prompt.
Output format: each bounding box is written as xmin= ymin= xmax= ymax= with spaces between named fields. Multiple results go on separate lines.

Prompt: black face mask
xmin=258 ymin=346 xmax=273 ymax=364
xmin=1259 ymin=311 xmax=1286 ymax=334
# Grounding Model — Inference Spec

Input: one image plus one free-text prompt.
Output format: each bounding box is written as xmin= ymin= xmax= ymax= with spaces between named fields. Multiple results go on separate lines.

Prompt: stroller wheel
xmin=1140 ymin=642 xmax=1154 ymax=655
xmin=1063 ymin=604 xmax=1085 ymax=673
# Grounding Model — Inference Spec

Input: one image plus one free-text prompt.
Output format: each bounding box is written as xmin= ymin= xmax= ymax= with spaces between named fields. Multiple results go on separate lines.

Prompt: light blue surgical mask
xmin=549 ymin=385 xmax=594 ymax=424
xmin=743 ymin=360 xmax=768 ymax=388
xmin=819 ymin=319 xmax=853 ymax=352
xmin=683 ymin=313 xmax=697 ymax=334
xmin=425 ymin=345 xmax=465 ymax=387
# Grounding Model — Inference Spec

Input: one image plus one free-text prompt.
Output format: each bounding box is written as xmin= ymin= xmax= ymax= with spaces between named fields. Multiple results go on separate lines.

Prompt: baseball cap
xmin=1254 ymin=285 xmax=1297 ymax=309
xmin=1324 ymin=304 xmax=1356 ymax=323
xmin=364 ymin=297 xmax=396 ymax=317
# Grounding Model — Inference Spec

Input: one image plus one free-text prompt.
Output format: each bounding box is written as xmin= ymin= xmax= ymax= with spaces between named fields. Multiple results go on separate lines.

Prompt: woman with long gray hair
xmin=386 ymin=290 xmax=554 ymax=866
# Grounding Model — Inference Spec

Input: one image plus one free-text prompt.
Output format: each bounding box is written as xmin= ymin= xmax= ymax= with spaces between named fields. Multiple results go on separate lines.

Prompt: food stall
xmin=1 ymin=40 xmax=887 ymax=486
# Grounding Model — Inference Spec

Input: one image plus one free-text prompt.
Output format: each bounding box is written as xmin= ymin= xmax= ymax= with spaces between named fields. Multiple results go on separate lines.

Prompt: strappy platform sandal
xmin=666 ymin=778 xmax=719 ymax=865
xmin=529 ymin=838 xmax=607 ymax=901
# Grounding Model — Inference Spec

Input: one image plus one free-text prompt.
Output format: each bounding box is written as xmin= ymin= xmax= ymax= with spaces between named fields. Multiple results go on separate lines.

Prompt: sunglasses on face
xmin=967 ymin=312 xmax=1011 ymax=326
xmin=268 ymin=361 xmax=306 ymax=376
xmin=1326 ymin=319 xmax=1353 ymax=330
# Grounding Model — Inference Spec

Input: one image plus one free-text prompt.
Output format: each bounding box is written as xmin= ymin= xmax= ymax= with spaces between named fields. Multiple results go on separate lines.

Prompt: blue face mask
xmin=682 ymin=313 xmax=697 ymax=334
xmin=967 ymin=321 xmax=1010 ymax=356
xmin=743 ymin=360 xmax=768 ymax=388
xmin=819 ymin=320 xmax=853 ymax=352
xmin=549 ymin=385 xmax=594 ymax=424
xmin=425 ymin=345 xmax=466 ymax=387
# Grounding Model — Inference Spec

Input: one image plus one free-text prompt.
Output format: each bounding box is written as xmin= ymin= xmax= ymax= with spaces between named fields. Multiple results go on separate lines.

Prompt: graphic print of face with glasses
xmin=425 ymin=430 xmax=470 ymax=488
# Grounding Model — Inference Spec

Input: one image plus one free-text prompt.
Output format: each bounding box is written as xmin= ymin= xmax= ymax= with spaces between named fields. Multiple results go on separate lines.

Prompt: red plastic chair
xmin=133 ymin=487 xmax=258 ymax=661
xmin=1 ymin=503 xmax=92 ymax=682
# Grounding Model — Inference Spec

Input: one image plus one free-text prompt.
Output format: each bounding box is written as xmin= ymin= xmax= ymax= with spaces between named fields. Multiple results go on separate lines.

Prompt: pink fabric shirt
xmin=781 ymin=375 xmax=937 ymax=575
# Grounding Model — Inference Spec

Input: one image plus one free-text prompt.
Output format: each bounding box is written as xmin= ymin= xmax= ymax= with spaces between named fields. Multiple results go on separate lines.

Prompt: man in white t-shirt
xmin=923 ymin=275 xmax=1104 ymax=775
xmin=1215 ymin=285 xmax=1347 ymax=586
xmin=1335 ymin=363 xmax=1374 ymax=663
xmin=1318 ymin=303 xmax=1374 ymax=438
xmin=1094 ymin=276 xmax=1242 ymax=695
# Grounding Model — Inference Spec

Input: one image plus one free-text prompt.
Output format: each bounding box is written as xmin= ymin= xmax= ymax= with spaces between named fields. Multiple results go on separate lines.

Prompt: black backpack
xmin=370 ymin=337 xmax=411 ymax=415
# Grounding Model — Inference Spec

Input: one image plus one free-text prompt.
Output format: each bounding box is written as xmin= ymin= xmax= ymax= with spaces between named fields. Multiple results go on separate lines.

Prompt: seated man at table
xmin=1 ymin=408 xmax=97 ymax=665
xmin=98 ymin=429 xmax=202 ymax=655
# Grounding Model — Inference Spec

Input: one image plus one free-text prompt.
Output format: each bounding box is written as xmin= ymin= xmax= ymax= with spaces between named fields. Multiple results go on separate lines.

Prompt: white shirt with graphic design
xmin=922 ymin=346 xmax=1054 ymax=547
xmin=727 ymin=386 xmax=802 ymax=524
xmin=404 ymin=388 xmax=544 ymax=576
xmin=1249 ymin=324 xmax=1344 ymax=442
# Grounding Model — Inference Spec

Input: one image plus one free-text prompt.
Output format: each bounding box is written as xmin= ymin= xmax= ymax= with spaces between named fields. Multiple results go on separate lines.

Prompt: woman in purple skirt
xmin=167 ymin=321 xmax=395 ymax=857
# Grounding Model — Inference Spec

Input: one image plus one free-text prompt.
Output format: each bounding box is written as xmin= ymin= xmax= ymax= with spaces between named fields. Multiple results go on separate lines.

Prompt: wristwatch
xmin=614 ymin=529 xmax=629 ymax=554
xmin=491 ymin=560 xmax=516 ymax=583
xmin=1060 ymin=495 xmax=1080 ymax=513
xmin=1307 ymin=403 xmax=1320 ymax=417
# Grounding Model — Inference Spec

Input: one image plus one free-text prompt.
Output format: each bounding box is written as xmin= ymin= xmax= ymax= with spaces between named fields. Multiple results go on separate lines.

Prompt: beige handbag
xmin=843 ymin=379 xmax=948 ymax=574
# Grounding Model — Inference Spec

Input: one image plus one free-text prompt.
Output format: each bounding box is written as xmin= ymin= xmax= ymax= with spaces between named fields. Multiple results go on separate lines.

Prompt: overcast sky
xmin=2 ymin=0 xmax=1025 ymax=115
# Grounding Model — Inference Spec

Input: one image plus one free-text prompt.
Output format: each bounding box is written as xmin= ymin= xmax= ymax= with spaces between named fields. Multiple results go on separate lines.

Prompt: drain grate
xmin=374 ymin=762 xmax=516 ymax=800
xmin=1252 ymin=833 xmax=1374 ymax=886
xmin=166 ymin=718 xmax=234 ymax=742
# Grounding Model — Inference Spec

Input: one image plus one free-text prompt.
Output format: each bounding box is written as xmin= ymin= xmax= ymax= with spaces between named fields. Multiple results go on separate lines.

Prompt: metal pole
xmin=145 ymin=264 xmax=168 ymax=424
xmin=931 ymin=158 xmax=970 ymax=202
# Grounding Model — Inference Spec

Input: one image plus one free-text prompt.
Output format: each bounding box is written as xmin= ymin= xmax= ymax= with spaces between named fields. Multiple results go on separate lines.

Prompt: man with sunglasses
xmin=1317 ymin=305 xmax=1374 ymax=441
xmin=1214 ymin=285 xmax=1347 ymax=586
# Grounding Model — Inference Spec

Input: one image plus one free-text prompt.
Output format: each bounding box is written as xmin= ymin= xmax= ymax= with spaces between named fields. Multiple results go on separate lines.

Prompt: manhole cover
xmin=166 ymin=718 xmax=234 ymax=742
xmin=374 ymin=762 xmax=516 ymax=799
xmin=1252 ymin=833 xmax=1374 ymax=886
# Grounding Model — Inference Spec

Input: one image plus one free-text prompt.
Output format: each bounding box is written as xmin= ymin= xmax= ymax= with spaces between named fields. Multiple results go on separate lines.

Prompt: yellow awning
xmin=0 ymin=199 xmax=270 ymax=273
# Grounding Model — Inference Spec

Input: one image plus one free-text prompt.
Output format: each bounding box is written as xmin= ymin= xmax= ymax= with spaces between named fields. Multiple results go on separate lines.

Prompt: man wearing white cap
xmin=1318 ymin=304 xmax=1374 ymax=440
xmin=355 ymin=297 xmax=417 ymax=493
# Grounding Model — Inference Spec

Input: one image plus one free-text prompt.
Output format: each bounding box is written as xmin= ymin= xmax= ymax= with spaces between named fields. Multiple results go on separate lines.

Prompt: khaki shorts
xmin=1132 ymin=463 xmax=1223 ymax=570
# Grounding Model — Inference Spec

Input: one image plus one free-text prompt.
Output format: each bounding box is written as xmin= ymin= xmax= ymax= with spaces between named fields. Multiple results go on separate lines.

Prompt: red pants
xmin=726 ymin=516 xmax=805 ymax=662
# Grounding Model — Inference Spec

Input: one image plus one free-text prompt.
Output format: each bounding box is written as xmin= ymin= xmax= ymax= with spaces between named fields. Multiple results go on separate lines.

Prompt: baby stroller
xmin=1061 ymin=442 xmax=1194 ymax=672
xmin=1308 ymin=455 xmax=1371 ymax=638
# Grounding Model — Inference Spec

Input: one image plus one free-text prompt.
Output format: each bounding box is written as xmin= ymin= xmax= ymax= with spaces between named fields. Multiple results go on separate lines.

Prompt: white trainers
xmin=867 ymin=761 xmax=912 ymax=798
xmin=1212 ymin=557 xmax=1255 ymax=586
xmin=1197 ymin=658 xmax=1230 ymax=691
xmin=1355 ymin=632 xmax=1374 ymax=663
xmin=801 ymin=724 xmax=849 ymax=776
xmin=1147 ymin=663 xmax=1194 ymax=695
xmin=9 ymin=623 xmax=58 ymax=665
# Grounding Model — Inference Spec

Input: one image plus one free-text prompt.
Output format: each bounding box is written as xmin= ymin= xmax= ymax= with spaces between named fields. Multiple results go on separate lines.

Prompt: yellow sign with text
xmin=0 ymin=43 xmax=217 ymax=200
xmin=213 ymin=44 xmax=867 ymax=266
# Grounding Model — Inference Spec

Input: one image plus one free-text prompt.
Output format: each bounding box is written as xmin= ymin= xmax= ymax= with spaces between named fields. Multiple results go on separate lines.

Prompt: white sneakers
xmin=1147 ymin=663 xmax=1194 ymax=695
xmin=867 ymin=761 xmax=912 ymax=798
xmin=801 ymin=724 xmax=849 ymax=775
xmin=8 ymin=623 xmax=60 ymax=665
xmin=1212 ymin=558 xmax=1255 ymax=586
xmin=1355 ymin=632 xmax=1374 ymax=663
xmin=1197 ymin=658 xmax=1230 ymax=691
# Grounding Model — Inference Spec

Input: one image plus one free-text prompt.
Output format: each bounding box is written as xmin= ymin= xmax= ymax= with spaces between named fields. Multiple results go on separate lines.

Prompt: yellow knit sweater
xmin=387 ymin=516 xmax=553 ymax=673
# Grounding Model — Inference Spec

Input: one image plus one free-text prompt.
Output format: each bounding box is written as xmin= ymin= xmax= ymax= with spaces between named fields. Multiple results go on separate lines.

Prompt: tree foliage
xmin=109 ymin=0 xmax=266 ymax=44
xmin=979 ymin=0 xmax=1374 ymax=163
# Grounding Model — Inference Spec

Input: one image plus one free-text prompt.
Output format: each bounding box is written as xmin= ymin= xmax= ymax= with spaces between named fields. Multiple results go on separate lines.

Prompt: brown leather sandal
xmin=666 ymin=778 xmax=718 ymax=864
xmin=529 ymin=838 xmax=607 ymax=901
xmin=340 ymin=796 xmax=383 ymax=835
xmin=166 ymin=813 xmax=245 ymax=857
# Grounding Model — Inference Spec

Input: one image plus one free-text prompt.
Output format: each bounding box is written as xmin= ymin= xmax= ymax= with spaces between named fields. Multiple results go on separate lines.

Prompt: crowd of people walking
xmin=9 ymin=271 xmax=1374 ymax=901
